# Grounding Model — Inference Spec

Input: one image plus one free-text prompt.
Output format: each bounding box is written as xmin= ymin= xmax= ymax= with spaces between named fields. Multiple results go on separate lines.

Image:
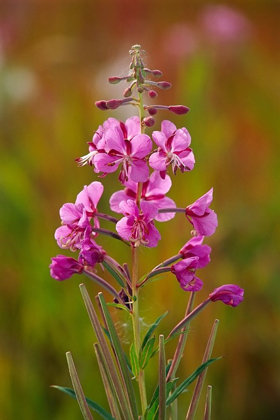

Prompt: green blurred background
xmin=1 ymin=0 xmax=279 ymax=419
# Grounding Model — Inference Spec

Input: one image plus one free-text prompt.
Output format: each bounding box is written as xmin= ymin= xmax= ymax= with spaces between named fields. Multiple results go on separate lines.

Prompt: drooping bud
xmin=168 ymin=105 xmax=190 ymax=115
xmin=143 ymin=116 xmax=155 ymax=127
xmin=106 ymin=98 xmax=134 ymax=110
xmin=152 ymin=69 xmax=163 ymax=77
xmin=108 ymin=76 xmax=122 ymax=84
xmin=95 ymin=100 xmax=109 ymax=110
xmin=123 ymin=80 xmax=136 ymax=97
xmin=156 ymin=81 xmax=172 ymax=90
xmin=148 ymin=90 xmax=158 ymax=98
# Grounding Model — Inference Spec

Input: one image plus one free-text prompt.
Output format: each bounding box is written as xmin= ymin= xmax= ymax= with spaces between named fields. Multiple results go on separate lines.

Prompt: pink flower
xmin=116 ymin=200 xmax=161 ymax=247
xmin=209 ymin=284 xmax=244 ymax=307
xmin=171 ymin=257 xmax=203 ymax=292
xmin=55 ymin=181 xmax=104 ymax=250
xmin=78 ymin=236 xmax=105 ymax=266
xmin=185 ymin=188 xmax=218 ymax=236
xmin=89 ymin=116 xmax=152 ymax=183
xmin=109 ymin=171 xmax=176 ymax=222
xmin=179 ymin=236 xmax=211 ymax=268
xmin=149 ymin=120 xmax=195 ymax=177
xmin=50 ymin=255 xmax=84 ymax=280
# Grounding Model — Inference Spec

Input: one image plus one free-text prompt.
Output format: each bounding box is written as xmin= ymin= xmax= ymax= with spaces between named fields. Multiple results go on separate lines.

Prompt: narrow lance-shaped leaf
xmin=51 ymin=385 xmax=115 ymax=420
xmin=166 ymin=357 xmax=222 ymax=406
xmin=102 ymin=260 xmax=125 ymax=288
xmin=158 ymin=335 xmax=166 ymax=420
xmin=142 ymin=311 xmax=169 ymax=350
xmin=79 ymin=284 xmax=134 ymax=420
xmin=98 ymin=292 xmax=138 ymax=420
xmin=130 ymin=342 xmax=140 ymax=378
xmin=203 ymin=385 xmax=212 ymax=420
xmin=66 ymin=352 xmax=94 ymax=420
xmin=94 ymin=343 xmax=122 ymax=420
xmin=140 ymin=336 xmax=156 ymax=369
xmin=185 ymin=319 xmax=219 ymax=420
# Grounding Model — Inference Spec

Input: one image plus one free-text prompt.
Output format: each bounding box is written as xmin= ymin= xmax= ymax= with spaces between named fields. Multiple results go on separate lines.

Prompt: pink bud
xmin=152 ymin=69 xmax=163 ymax=77
xmin=157 ymin=81 xmax=172 ymax=90
xmin=169 ymin=105 xmax=190 ymax=115
xmin=148 ymin=90 xmax=158 ymax=98
xmin=147 ymin=107 xmax=157 ymax=116
xmin=106 ymin=99 xmax=123 ymax=109
xmin=108 ymin=77 xmax=122 ymax=84
xmin=123 ymin=86 xmax=132 ymax=97
xmin=95 ymin=100 xmax=108 ymax=110
xmin=143 ymin=116 xmax=155 ymax=127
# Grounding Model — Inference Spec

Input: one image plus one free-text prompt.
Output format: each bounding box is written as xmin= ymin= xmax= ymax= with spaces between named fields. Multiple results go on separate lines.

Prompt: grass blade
xmin=79 ymin=284 xmax=134 ymax=420
xmin=51 ymin=385 xmax=114 ymax=420
xmin=98 ymin=292 xmax=138 ymax=420
xmin=66 ymin=352 xmax=94 ymax=420
xmin=185 ymin=319 xmax=219 ymax=420
xmin=166 ymin=357 xmax=222 ymax=406
xmin=203 ymin=385 xmax=212 ymax=420
xmin=158 ymin=335 xmax=166 ymax=420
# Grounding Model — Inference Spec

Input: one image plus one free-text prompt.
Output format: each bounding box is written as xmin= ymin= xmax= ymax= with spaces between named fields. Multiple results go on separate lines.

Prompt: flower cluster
xmin=50 ymin=44 xmax=243 ymax=307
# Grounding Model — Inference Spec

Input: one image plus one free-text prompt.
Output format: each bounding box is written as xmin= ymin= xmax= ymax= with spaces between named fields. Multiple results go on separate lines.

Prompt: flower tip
xmin=108 ymin=76 xmax=121 ymax=84
xmin=169 ymin=105 xmax=190 ymax=115
xmin=157 ymin=81 xmax=172 ymax=90
xmin=95 ymin=100 xmax=108 ymax=110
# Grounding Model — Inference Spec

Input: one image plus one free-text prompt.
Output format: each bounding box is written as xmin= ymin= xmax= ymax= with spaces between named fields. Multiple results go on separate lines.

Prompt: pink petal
xmin=130 ymin=160 xmax=150 ymax=182
xmin=171 ymin=129 xmax=191 ymax=151
xmin=75 ymin=181 xmax=104 ymax=210
xmin=149 ymin=151 xmax=168 ymax=171
xmin=105 ymin=126 xmax=126 ymax=154
xmin=116 ymin=216 xmax=134 ymax=241
xmin=140 ymin=201 xmax=158 ymax=220
xmin=188 ymin=188 xmax=214 ymax=216
xmin=94 ymin=153 xmax=121 ymax=173
xmin=60 ymin=203 xmax=82 ymax=225
xmin=161 ymin=120 xmax=177 ymax=138
xmin=109 ymin=190 xmax=129 ymax=213
xmin=192 ymin=209 xmax=218 ymax=236
xmin=144 ymin=223 xmax=161 ymax=248
xmin=152 ymin=131 xmax=167 ymax=149
xmin=125 ymin=116 xmax=141 ymax=139
xmin=154 ymin=197 xmax=176 ymax=222
xmin=131 ymin=134 xmax=152 ymax=158
xmin=146 ymin=171 xmax=172 ymax=196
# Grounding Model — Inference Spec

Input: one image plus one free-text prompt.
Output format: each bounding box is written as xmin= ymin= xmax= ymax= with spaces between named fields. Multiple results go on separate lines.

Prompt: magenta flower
xmin=149 ymin=120 xmax=195 ymax=177
xmin=185 ymin=188 xmax=218 ymax=236
xmin=116 ymin=200 xmax=161 ymax=247
xmin=110 ymin=171 xmax=176 ymax=222
xmin=78 ymin=236 xmax=105 ymax=267
xmin=50 ymin=255 xmax=84 ymax=280
xmin=55 ymin=181 xmax=104 ymax=250
xmin=93 ymin=117 xmax=152 ymax=183
xmin=179 ymin=236 xmax=211 ymax=268
xmin=209 ymin=284 xmax=244 ymax=307
xmin=171 ymin=257 xmax=203 ymax=292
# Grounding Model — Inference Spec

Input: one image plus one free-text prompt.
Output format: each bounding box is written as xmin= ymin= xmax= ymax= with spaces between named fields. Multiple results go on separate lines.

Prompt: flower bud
xmin=108 ymin=76 xmax=122 ymax=84
xmin=147 ymin=107 xmax=157 ymax=116
xmin=106 ymin=99 xmax=123 ymax=109
xmin=143 ymin=116 xmax=155 ymax=127
xmin=157 ymin=81 xmax=172 ymax=90
xmin=95 ymin=100 xmax=108 ymax=110
xmin=123 ymin=86 xmax=133 ymax=97
xmin=209 ymin=284 xmax=244 ymax=307
xmin=152 ymin=69 xmax=163 ymax=77
xmin=169 ymin=105 xmax=190 ymax=115
xmin=148 ymin=90 xmax=158 ymax=98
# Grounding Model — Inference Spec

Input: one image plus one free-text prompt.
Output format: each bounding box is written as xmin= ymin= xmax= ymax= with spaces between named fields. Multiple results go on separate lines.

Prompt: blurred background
xmin=0 ymin=0 xmax=279 ymax=419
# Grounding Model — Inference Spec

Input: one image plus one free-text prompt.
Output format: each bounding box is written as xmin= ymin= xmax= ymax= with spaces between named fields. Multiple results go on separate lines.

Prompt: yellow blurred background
xmin=0 ymin=1 xmax=279 ymax=419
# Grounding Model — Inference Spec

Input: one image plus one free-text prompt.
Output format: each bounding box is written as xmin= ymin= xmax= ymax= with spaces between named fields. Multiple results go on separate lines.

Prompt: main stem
xmin=131 ymin=88 xmax=147 ymax=414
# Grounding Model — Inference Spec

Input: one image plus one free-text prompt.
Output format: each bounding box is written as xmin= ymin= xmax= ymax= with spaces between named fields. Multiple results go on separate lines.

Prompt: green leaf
xmin=102 ymin=261 xmax=125 ymax=288
xmin=107 ymin=302 xmax=131 ymax=313
xmin=140 ymin=336 xmax=156 ymax=369
xmin=129 ymin=342 xmax=140 ymax=377
xmin=166 ymin=357 xmax=222 ymax=406
xmin=145 ymin=381 xmax=177 ymax=420
xmin=65 ymin=352 xmax=94 ymax=420
xmin=147 ymin=361 xmax=174 ymax=411
xmin=142 ymin=311 xmax=168 ymax=350
xmin=52 ymin=386 xmax=114 ymax=420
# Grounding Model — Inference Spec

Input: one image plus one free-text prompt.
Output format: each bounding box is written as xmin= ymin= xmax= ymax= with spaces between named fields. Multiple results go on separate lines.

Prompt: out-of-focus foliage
xmin=0 ymin=1 xmax=279 ymax=419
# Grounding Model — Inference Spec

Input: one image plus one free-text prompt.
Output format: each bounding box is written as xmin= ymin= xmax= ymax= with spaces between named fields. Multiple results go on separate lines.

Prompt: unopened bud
xmin=123 ymin=86 xmax=133 ymax=97
xmin=147 ymin=107 xmax=157 ymax=116
xmin=143 ymin=116 xmax=155 ymax=127
xmin=95 ymin=100 xmax=108 ymax=110
xmin=168 ymin=105 xmax=190 ymax=115
xmin=157 ymin=81 xmax=172 ymax=90
xmin=108 ymin=77 xmax=122 ymax=84
xmin=148 ymin=90 xmax=158 ymax=98
xmin=137 ymin=86 xmax=144 ymax=93
xmin=152 ymin=69 xmax=163 ymax=77
xmin=106 ymin=99 xmax=123 ymax=109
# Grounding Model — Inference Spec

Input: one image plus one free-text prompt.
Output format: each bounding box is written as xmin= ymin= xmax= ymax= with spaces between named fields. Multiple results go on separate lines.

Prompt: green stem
xmin=131 ymin=246 xmax=147 ymax=414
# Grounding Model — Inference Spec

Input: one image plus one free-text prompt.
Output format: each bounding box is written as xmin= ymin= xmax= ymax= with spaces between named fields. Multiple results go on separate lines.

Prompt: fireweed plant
xmin=50 ymin=45 xmax=244 ymax=420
